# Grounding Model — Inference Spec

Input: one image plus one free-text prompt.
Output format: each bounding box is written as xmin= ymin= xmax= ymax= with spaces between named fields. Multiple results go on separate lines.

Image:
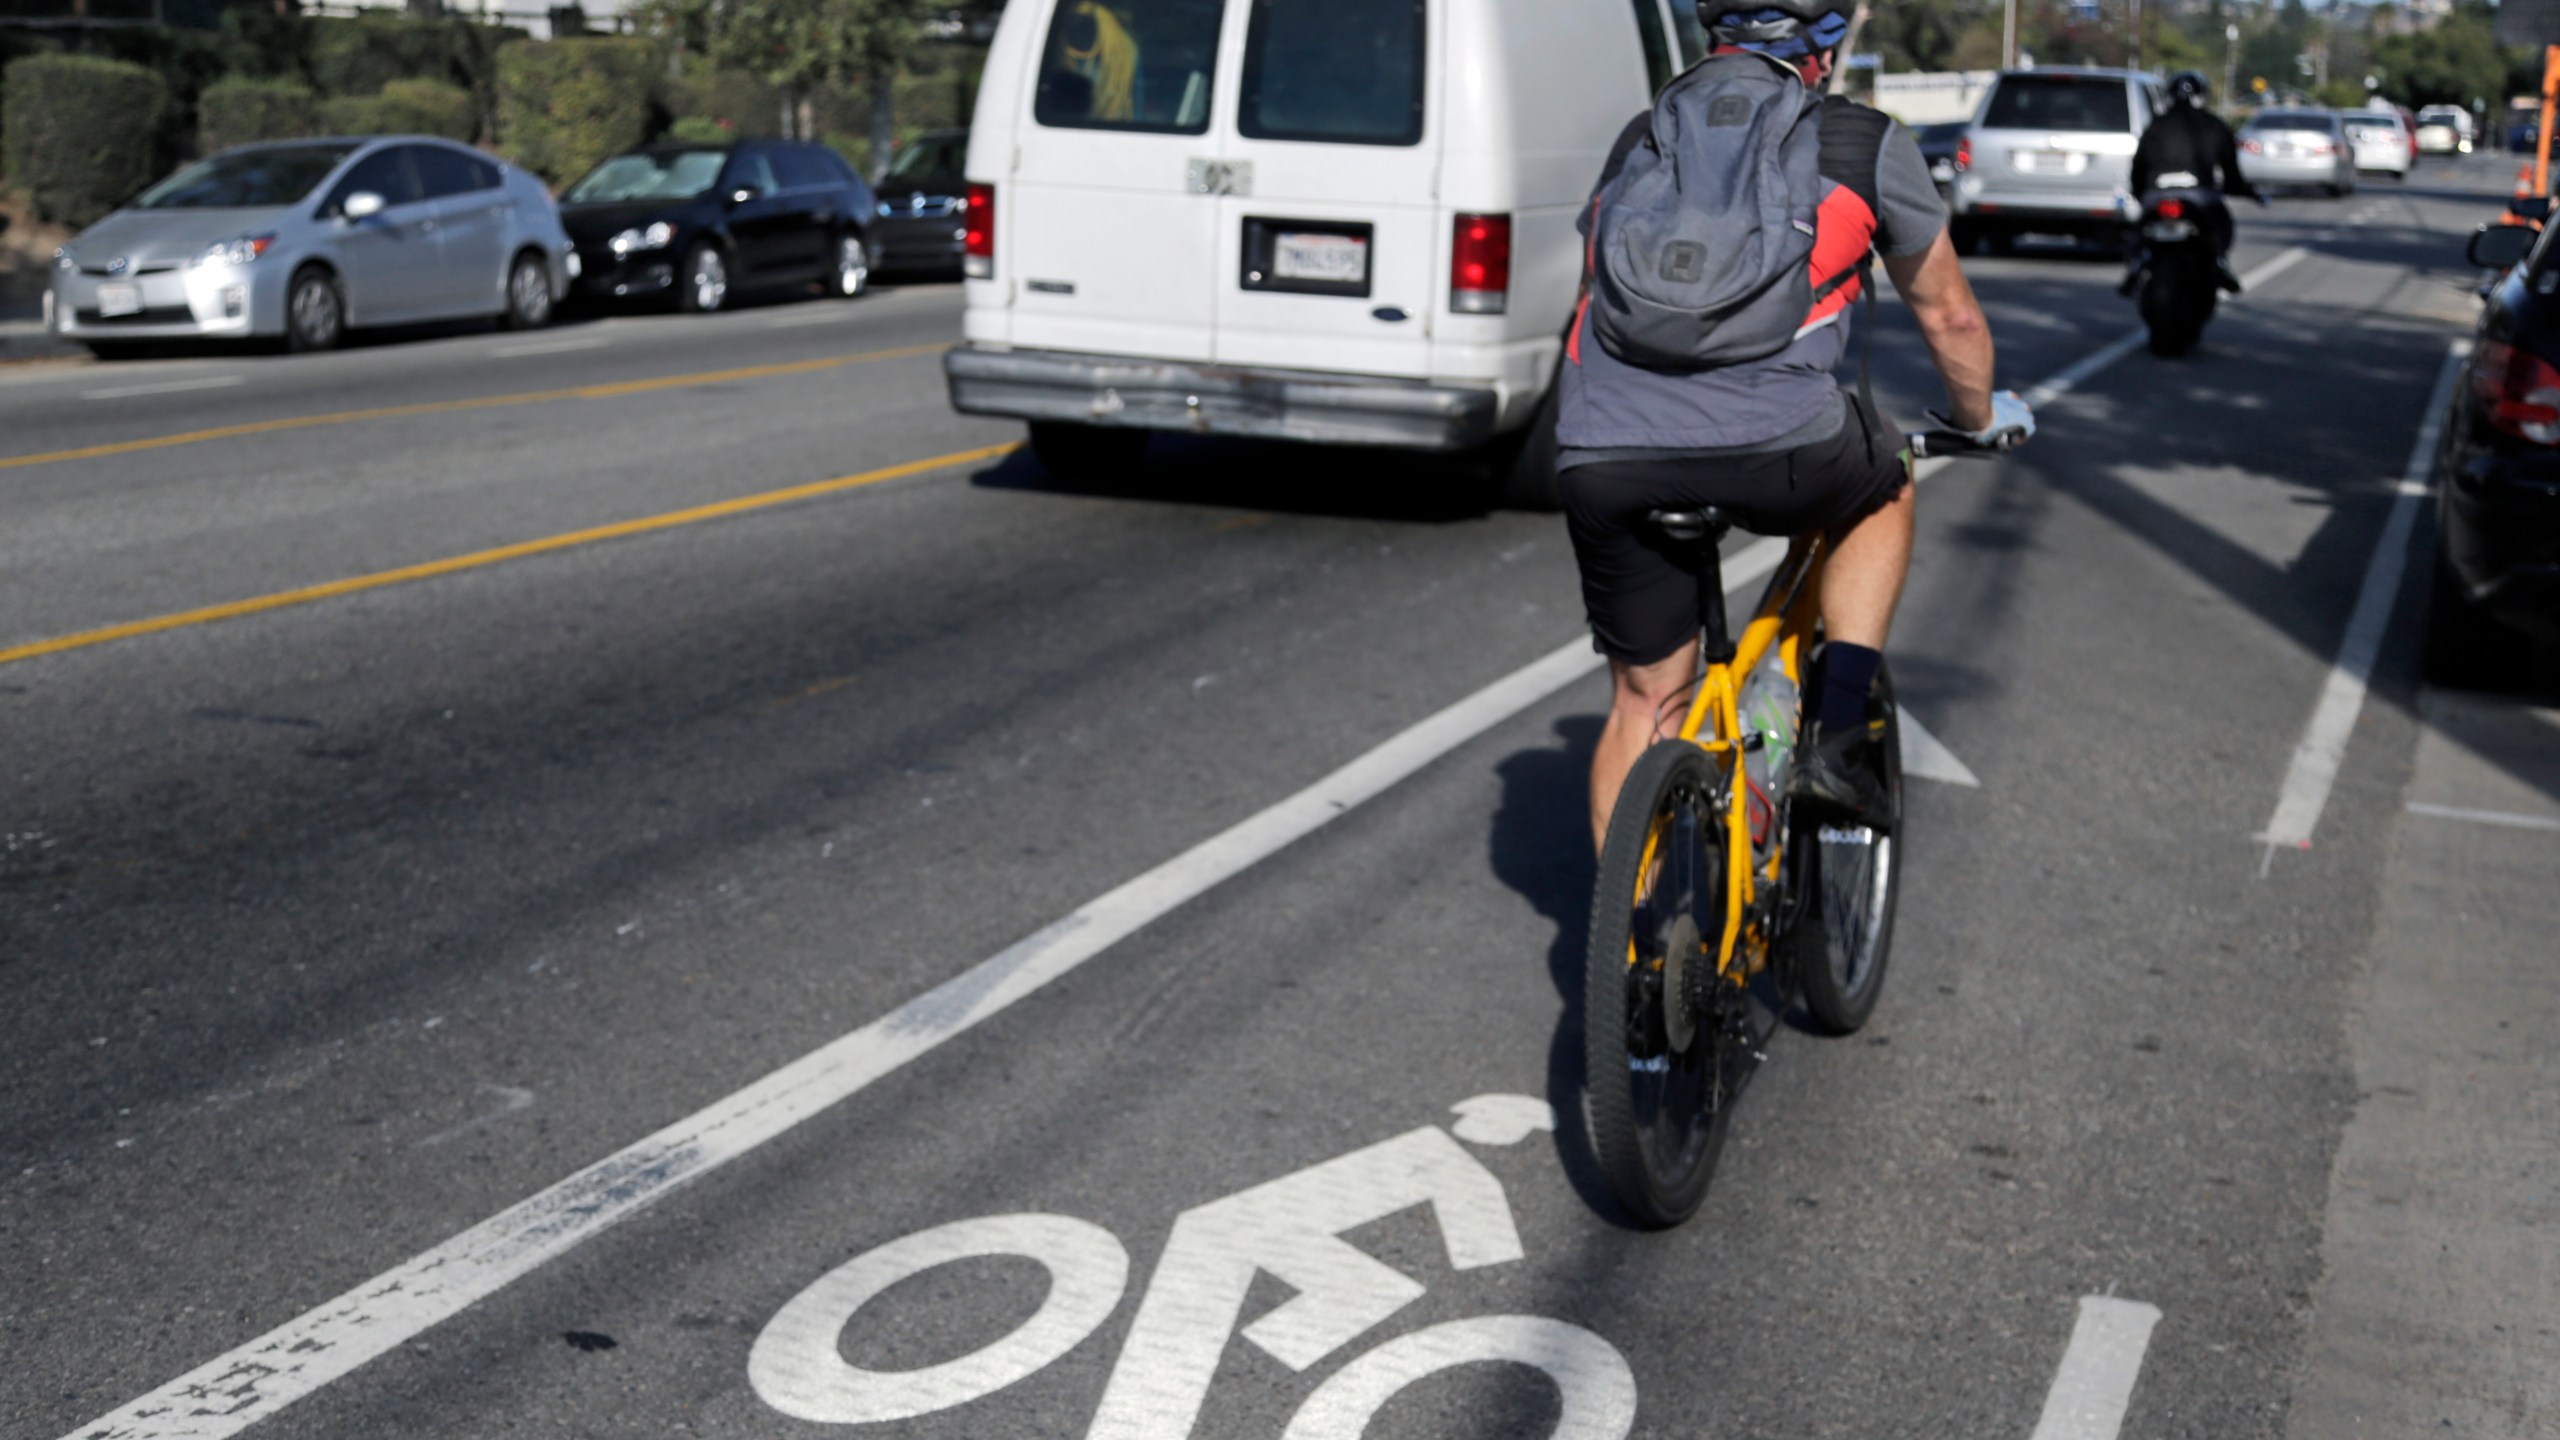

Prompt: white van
xmin=943 ymin=0 xmax=1709 ymax=504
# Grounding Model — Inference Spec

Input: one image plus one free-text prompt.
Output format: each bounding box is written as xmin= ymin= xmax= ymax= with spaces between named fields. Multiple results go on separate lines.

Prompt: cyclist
xmin=2127 ymin=70 xmax=2255 ymax=294
xmin=1560 ymin=0 xmax=2028 ymax=850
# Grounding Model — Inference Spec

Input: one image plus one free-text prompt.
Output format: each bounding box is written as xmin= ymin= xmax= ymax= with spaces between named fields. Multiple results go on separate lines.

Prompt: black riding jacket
xmin=2131 ymin=105 xmax=2256 ymax=199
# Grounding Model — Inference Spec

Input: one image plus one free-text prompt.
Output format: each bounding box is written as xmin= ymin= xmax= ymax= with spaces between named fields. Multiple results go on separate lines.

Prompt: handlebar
xmin=1907 ymin=391 xmax=2035 ymax=458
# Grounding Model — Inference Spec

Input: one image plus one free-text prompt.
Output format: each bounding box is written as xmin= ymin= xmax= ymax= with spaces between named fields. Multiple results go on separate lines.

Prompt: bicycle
xmin=1581 ymin=418 xmax=2023 ymax=1228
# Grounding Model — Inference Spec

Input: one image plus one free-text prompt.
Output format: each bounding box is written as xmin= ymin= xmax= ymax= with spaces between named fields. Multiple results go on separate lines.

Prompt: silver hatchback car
xmin=48 ymin=137 xmax=577 ymax=356
xmin=2237 ymin=110 xmax=2358 ymax=196
xmin=1951 ymin=67 xmax=2165 ymax=252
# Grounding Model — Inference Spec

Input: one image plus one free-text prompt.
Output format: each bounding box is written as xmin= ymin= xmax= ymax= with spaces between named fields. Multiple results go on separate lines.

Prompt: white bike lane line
xmin=2254 ymin=340 xmax=2469 ymax=871
xmin=61 ymin=256 xmax=2290 ymax=1440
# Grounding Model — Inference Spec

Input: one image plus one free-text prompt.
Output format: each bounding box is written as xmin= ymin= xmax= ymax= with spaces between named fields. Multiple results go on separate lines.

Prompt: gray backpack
xmin=1588 ymin=50 xmax=1845 ymax=371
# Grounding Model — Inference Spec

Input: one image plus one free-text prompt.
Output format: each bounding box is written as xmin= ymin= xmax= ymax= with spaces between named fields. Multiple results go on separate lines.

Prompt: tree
xmin=637 ymin=0 xmax=932 ymax=149
xmin=2373 ymin=0 xmax=2530 ymax=109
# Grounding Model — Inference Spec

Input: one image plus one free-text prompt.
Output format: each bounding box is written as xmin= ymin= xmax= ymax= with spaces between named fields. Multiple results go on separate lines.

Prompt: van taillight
xmin=1452 ymin=213 xmax=1511 ymax=315
xmin=2475 ymin=339 xmax=2560 ymax=445
xmin=1954 ymin=136 xmax=1971 ymax=172
xmin=963 ymin=182 xmax=995 ymax=279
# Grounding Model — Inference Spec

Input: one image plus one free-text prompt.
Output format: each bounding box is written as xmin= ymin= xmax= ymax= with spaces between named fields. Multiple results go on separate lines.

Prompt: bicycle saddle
xmin=1646 ymin=507 xmax=1732 ymax=543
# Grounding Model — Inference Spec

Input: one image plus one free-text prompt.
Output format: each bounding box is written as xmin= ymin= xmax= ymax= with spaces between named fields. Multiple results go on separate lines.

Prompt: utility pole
xmin=2224 ymin=22 xmax=2240 ymax=112
xmin=2003 ymin=0 xmax=2019 ymax=69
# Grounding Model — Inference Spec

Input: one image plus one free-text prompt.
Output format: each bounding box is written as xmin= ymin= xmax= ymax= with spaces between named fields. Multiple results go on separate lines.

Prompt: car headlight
xmin=608 ymin=221 xmax=676 ymax=258
xmin=53 ymin=247 xmax=74 ymax=271
xmin=877 ymin=200 xmax=895 ymax=217
xmin=193 ymin=234 xmax=276 ymax=268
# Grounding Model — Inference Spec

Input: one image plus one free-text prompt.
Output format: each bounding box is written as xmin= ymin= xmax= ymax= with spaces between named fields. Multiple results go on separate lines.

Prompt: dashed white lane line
xmin=2406 ymin=800 xmax=2560 ymax=833
xmin=2029 ymin=1296 xmax=2164 ymax=1440
xmin=80 ymin=375 xmax=246 ymax=401
xmin=2256 ymin=340 xmax=2471 ymax=870
xmin=765 ymin=306 xmax=864 ymax=328
xmin=490 ymin=336 xmax=606 ymax=357
xmin=60 ymin=278 xmax=2253 ymax=1439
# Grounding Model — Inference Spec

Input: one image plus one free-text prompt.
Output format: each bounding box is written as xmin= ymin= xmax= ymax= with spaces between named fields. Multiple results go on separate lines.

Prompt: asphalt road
xmin=4 ymin=155 xmax=2554 ymax=1440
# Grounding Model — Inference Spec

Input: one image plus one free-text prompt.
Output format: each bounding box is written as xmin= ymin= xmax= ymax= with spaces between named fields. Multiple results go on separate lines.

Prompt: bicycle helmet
xmin=2169 ymin=70 xmax=2210 ymax=105
xmin=1695 ymin=0 xmax=1853 ymax=59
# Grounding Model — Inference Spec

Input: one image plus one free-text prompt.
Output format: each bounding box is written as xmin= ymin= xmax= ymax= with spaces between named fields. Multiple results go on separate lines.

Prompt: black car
xmin=559 ymin=140 xmax=877 ymax=313
xmin=2437 ymin=215 xmax=2560 ymax=674
xmin=869 ymin=129 xmax=970 ymax=278
xmin=1912 ymin=120 xmax=1967 ymax=202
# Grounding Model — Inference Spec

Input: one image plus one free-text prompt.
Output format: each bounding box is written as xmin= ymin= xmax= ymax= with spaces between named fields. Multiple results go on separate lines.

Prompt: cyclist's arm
xmin=1883 ymin=231 xmax=1996 ymax=434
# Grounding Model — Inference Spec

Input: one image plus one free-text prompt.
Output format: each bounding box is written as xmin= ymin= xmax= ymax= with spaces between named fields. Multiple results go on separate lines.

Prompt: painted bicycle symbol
xmin=747 ymin=1093 xmax=1637 ymax=1438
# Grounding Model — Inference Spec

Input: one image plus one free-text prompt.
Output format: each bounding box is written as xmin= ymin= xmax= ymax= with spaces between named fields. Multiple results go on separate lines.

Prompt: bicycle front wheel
xmin=1790 ymin=660 xmax=1904 ymax=1035
xmin=1583 ymin=740 xmax=1747 ymax=1228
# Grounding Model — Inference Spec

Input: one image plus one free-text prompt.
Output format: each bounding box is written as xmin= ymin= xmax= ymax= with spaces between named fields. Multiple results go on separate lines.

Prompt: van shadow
xmin=1486 ymin=714 xmax=1642 ymax=1225
xmin=971 ymin=433 xmax=1500 ymax=525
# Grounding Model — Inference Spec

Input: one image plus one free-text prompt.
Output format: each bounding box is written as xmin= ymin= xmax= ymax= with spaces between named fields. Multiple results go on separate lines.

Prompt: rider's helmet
xmin=2168 ymin=70 xmax=2210 ymax=106
xmin=1694 ymin=0 xmax=1854 ymax=62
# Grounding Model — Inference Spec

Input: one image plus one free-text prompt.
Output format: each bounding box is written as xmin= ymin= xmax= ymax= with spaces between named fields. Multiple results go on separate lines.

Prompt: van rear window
xmin=1034 ymin=0 xmax=1223 ymax=135
xmin=1981 ymin=74 xmax=2131 ymax=133
xmin=1238 ymin=0 xmax=1427 ymax=147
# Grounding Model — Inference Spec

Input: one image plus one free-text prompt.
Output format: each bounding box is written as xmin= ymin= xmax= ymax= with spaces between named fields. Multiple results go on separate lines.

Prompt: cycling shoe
xmin=1790 ymin=721 xmax=1898 ymax=832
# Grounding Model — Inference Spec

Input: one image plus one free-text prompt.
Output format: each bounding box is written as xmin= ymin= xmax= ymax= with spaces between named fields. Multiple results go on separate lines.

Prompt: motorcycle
xmin=2127 ymin=187 xmax=2221 ymax=357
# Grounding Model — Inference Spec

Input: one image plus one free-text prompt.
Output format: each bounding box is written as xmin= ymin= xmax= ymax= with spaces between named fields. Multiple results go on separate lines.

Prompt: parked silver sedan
xmin=48 ymin=137 xmax=577 ymax=356
xmin=2237 ymin=110 xmax=2357 ymax=197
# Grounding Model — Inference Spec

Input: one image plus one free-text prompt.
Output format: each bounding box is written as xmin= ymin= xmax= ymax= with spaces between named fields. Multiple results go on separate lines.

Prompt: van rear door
xmin=1210 ymin=0 xmax=1439 ymax=378
xmin=1007 ymin=0 xmax=1230 ymax=362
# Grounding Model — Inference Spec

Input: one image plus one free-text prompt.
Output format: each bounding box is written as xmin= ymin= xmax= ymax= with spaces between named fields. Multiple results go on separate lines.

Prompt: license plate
xmin=2017 ymin=149 xmax=2079 ymax=173
xmin=1273 ymin=231 xmax=1368 ymax=285
xmin=96 ymin=282 xmax=142 ymax=318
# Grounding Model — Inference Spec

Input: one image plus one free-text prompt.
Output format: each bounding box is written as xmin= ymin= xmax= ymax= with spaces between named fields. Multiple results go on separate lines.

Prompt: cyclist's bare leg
xmin=1819 ymin=476 xmax=1915 ymax=651
xmin=1591 ymin=638 xmax=1702 ymax=853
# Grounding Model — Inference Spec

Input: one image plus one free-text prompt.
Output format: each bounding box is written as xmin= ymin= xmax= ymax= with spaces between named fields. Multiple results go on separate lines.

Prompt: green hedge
xmin=199 ymin=76 xmax=321 ymax=152
xmin=319 ymin=78 xmax=477 ymax=141
xmin=664 ymin=67 xmax=784 ymax=140
xmin=496 ymin=37 xmax=658 ymax=186
xmin=2 ymin=55 xmax=169 ymax=227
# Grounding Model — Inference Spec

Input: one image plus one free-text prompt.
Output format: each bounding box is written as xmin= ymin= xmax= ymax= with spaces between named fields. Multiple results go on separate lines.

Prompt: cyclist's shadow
xmin=1487 ymin=715 xmax=1629 ymax=1224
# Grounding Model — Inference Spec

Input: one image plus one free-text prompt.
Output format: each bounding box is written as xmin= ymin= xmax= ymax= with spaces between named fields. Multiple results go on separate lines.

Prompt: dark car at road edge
xmin=560 ymin=139 xmax=876 ymax=313
xmin=2437 ymin=215 xmax=2560 ymax=674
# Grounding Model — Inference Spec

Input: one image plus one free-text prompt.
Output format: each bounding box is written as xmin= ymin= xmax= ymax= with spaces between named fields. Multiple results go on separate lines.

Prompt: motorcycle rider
xmin=2127 ymin=70 xmax=2256 ymax=294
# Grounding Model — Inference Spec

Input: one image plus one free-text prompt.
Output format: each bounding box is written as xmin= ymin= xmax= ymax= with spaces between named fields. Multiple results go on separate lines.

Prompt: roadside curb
xmin=0 ymin=318 xmax=81 ymax=363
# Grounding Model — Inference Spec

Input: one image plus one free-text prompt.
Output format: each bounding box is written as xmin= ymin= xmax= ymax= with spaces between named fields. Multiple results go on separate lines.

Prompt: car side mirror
xmin=341 ymin=191 xmax=386 ymax=222
xmin=2469 ymin=223 xmax=2537 ymax=270
xmin=2513 ymin=195 xmax=2553 ymax=222
xmin=728 ymin=186 xmax=762 ymax=206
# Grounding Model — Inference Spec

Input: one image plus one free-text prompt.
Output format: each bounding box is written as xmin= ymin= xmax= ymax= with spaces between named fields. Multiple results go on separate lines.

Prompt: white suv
xmin=1949 ymin=67 xmax=2163 ymax=254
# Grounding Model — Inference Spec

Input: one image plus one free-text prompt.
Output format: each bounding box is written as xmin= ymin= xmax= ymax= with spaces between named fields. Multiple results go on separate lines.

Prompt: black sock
xmin=1817 ymin=644 xmax=1882 ymax=735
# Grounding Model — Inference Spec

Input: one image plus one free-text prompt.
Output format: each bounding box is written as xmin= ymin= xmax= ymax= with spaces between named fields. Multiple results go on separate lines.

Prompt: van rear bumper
xmin=944 ymin=345 xmax=1500 ymax=451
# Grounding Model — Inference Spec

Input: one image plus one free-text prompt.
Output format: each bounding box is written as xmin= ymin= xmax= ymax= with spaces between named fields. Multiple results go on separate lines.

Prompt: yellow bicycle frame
xmin=1638 ymin=532 xmax=1830 ymax=982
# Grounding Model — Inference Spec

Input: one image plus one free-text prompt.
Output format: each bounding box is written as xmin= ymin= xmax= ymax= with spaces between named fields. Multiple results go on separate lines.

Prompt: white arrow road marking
xmin=1896 ymin=706 xmax=1981 ymax=788
xmin=2257 ymin=341 xmax=2469 ymax=870
xmin=2029 ymin=1296 xmax=2163 ymax=1440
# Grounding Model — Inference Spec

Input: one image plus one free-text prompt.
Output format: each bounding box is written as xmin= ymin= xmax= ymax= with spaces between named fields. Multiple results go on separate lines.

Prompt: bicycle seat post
xmin=1647 ymin=508 xmax=1736 ymax=665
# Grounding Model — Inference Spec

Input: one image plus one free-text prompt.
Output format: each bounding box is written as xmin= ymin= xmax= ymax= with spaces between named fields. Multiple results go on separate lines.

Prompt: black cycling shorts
xmin=1559 ymin=394 xmax=1910 ymax=666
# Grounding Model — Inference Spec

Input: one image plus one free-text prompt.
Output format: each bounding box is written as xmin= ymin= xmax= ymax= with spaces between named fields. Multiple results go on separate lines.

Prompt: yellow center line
xmin=0 ymin=341 xmax=952 ymax=473
xmin=0 ymin=440 xmax=1020 ymax=669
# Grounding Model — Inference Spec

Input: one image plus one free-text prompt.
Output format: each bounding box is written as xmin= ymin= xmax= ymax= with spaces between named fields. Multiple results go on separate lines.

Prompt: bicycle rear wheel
xmin=1789 ymin=660 xmax=1904 ymax=1035
xmin=1583 ymin=740 xmax=1752 ymax=1228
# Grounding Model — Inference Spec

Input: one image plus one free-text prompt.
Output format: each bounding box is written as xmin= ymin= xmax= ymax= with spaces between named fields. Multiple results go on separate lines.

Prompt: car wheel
xmin=835 ymin=232 xmax=870 ymax=298
xmin=2425 ymin=547 xmax=2507 ymax=691
xmin=286 ymin=265 xmax=345 ymax=353
xmin=679 ymin=242 xmax=729 ymax=314
xmin=502 ymin=251 xmax=553 ymax=330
